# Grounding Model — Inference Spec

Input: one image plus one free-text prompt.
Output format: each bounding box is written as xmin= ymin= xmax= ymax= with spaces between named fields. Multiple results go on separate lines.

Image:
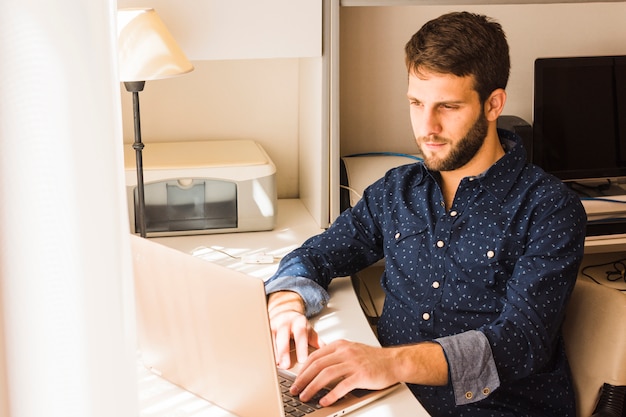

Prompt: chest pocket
xmin=453 ymin=232 xmax=524 ymax=289
xmin=382 ymin=221 xmax=430 ymax=296
xmin=443 ymin=234 xmax=523 ymax=318
xmin=386 ymin=221 xmax=429 ymax=258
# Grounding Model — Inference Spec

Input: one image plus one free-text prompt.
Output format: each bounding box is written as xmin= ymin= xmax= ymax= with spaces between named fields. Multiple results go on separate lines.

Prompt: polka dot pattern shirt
xmin=266 ymin=131 xmax=587 ymax=416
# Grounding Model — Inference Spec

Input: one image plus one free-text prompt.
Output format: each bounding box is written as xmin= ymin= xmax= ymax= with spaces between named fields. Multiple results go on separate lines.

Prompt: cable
xmin=343 ymin=151 xmax=424 ymax=162
xmin=580 ymin=197 xmax=626 ymax=204
xmin=580 ymin=256 xmax=626 ymax=291
xmin=341 ymin=152 xmax=423 ymax=202
xmin=191 ymin=246 xmax=281 ymax=264
xmin=192 ymin=245 xmax=238 ymax=259
xmin=340 ymin=184 xmax=363 ymax=201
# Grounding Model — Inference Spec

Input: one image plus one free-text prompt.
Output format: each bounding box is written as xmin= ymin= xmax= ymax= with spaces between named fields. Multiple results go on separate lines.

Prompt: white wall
xmin=117 ymin=0 xmax=321 ymax=60
xmin=120 ymin=59 xmax=303 ymax=199
xmin=117 ymin=0 xmax=322 ymax=201
xmin=339 ymin=3 xmax=626 ymax=155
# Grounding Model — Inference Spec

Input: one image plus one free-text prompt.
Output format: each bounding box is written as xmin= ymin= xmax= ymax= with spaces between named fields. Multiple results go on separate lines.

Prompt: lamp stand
xmin=124 ymin=81 xmax=147 ymax=238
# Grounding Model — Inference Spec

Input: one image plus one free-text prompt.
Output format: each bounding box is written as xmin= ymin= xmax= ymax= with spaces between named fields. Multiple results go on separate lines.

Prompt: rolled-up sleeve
xmin=436 ymin=330 xmax=500 ymax=405
xmin=265 ymin=276 xmax=330 ymax=318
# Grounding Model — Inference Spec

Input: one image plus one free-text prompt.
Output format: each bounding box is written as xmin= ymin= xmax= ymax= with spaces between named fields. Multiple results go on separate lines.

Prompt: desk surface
xmin=143 ymin=199 xmax=429 ymax=417
xmin=583 ymin=236 xmax=626 ymax=254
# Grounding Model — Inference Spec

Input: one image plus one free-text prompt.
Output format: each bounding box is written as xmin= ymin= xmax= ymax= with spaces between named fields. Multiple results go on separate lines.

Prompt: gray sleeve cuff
xmin=265 ymin=276 xmax=330 ymax=318
xmin=435 ymin=330 xmax=500 ymax=405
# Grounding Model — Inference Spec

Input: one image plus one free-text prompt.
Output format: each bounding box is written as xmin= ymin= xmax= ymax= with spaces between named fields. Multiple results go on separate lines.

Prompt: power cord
xmin=192 ymin=246 xmax=281 ymax=264
xmin=340 ymin=184 xmax=363 ymax=201
xmin=579 ymin=197 xmax=626 ymax=205
xmin=343 ymin=151 xmax=424 ymax=162
xmin=580 ymin=256 xmax=626 ymax=291
xmin=341 ymin=152 xmax=424 ymax=202
xmin=578 ymin=194 xmax=626 ymax=226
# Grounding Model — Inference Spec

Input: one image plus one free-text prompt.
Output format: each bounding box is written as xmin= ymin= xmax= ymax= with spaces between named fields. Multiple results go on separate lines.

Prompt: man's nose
xmin=414 ymin=108 xmax=442 ymax=138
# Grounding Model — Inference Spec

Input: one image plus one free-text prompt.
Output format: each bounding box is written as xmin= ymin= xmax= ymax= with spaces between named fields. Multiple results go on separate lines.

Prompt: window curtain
xmin=0 ymin=1 xmax=137 ymax=416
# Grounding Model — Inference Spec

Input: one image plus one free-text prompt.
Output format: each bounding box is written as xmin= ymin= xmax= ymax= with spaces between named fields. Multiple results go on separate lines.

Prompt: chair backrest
xmin=562 ymin=278 xmax=626 ymax=416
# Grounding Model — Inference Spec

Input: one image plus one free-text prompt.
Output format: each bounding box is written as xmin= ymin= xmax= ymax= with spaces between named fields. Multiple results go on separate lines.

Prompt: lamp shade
xmin=117 ymin=8 xmax=194 ymax=82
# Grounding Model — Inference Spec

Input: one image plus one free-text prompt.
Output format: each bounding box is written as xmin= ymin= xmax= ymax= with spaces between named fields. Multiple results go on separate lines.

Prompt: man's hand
xmin=290 ymin=339 xmax=448 ymax=407
xmin=290 ymin=340 xmax=398 ymax=406
xmin=267 ymin=291 xmax=323 ymax=369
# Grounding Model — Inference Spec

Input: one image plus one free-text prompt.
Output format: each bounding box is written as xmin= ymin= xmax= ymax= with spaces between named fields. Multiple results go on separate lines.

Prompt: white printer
xmin=124 ymin=139 xmax=276 ymax=237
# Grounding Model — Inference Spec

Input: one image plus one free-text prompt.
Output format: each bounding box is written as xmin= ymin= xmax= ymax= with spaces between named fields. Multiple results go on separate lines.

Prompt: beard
xmin=419 ymin=112 xmax=489 ymax=172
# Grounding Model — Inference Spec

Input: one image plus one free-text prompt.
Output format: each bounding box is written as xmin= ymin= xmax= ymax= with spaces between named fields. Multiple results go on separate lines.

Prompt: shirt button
xmin=465 ymin=391 xmax=473 ymax=400
xmin=436 ymin=240 xmax=445 ymax=248
xmin=422 ymin=312 xmax=430 ymax=321
xmin=486 ymin=250 xmax=495 ymax=258
xmin=450 ymin=210 xmax=458 ymax=217
xmin=394 ymin=232 xmax=401 ymax=239
xmin=432 ymin=281 xmax=440 ymax=289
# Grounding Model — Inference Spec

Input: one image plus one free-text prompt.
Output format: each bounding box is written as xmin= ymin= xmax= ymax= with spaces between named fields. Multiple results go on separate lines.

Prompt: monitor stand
xmin=567 ymin=179 xmax=626 ymax=198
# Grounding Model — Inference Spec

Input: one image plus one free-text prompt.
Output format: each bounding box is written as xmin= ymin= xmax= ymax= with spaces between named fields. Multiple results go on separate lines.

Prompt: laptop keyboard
xmin=279 ymin=374 xmax=329 ymax=416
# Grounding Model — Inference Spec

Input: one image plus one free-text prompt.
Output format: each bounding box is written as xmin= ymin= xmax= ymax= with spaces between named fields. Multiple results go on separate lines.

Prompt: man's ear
xmin=484 ymin=88 xmax=507 ymax=122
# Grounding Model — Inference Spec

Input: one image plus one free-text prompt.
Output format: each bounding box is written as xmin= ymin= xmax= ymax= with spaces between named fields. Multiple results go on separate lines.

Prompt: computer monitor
xmin=532 ymin=55 xmax=626 ymax=185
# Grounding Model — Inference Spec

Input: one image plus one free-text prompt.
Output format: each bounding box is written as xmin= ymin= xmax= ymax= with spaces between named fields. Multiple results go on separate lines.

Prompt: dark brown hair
xmin=405 ymin=12 xmax=510 ymax=102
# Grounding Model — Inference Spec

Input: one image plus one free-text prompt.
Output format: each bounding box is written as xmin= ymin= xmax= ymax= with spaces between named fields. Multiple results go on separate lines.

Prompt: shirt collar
xmin=418 ymin=128 xmax=528 ymax=202
xmin=474 ymin=128 xmax=528 ymax=201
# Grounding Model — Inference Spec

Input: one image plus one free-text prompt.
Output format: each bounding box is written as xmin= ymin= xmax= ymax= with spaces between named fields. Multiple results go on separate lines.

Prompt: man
xmin=265 ymin=11 xmax=586 ymax=417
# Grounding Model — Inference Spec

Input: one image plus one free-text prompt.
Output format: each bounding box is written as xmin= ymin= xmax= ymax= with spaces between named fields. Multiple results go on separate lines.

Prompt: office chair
xmin=562 ymin=279 xmax=626 ymax=417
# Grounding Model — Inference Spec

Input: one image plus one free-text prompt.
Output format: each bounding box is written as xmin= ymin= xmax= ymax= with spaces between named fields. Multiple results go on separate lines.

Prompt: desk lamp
xmin=117 ymin=8 xmax=193 ymax=237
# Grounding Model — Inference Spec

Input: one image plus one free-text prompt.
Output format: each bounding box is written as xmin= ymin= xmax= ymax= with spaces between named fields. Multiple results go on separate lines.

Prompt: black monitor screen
xmin=532 ymin=55 xmax=626 ymax=182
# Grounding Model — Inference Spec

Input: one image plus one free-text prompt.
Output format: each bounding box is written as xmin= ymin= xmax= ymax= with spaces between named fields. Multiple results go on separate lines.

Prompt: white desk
xmin=142 ymin=199 xmax=429 ymax=417
xmin=583 ymin=235 xmax=626 ymax=254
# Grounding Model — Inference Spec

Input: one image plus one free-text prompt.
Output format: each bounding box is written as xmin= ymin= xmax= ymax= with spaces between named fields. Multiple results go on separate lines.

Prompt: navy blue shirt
xmin=266 ymin=130 xmax=586 ymax=416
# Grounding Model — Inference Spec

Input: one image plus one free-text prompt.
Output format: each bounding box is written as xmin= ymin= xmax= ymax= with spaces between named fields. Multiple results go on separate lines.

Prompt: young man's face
xmin=407 ymin=70 xmax=488 ymax=172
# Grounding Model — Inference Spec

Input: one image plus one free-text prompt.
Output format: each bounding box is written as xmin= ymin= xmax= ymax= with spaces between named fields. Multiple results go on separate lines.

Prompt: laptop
xmin=130 ymin=235 xmax=398 ymax=417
